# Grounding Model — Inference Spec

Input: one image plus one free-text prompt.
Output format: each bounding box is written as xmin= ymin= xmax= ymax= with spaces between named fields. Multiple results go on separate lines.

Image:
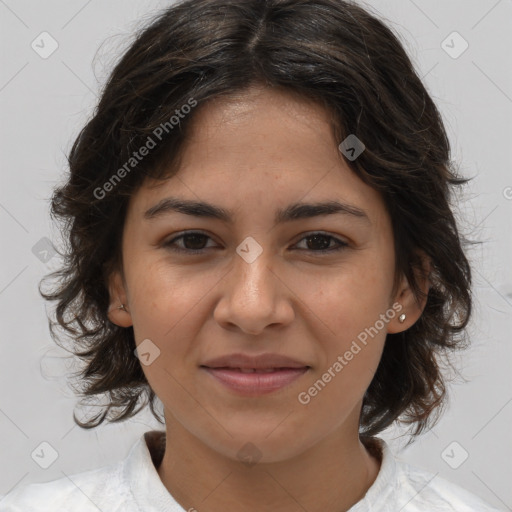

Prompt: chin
xmin=202 ymin=425 xmax=315 ymax=465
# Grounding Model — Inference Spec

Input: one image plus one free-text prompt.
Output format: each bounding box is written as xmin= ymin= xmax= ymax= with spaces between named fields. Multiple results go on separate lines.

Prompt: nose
xmin=213 ymin=250 xmax=295 ymax=336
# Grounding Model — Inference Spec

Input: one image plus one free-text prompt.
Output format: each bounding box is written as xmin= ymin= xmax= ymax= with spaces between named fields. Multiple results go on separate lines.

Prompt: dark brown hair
xmin=41 ymin=0 xmax=474 ymax=438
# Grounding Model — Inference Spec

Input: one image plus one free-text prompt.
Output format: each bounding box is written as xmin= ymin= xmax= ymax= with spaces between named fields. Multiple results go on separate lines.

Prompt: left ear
xmin=387 ymin=249 xmax=431 ymax=334
xmin=106 ymin=268 xmax=133 ymax=328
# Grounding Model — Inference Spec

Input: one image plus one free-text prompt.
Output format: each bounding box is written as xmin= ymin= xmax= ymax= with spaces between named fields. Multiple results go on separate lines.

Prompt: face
xmin=108 ymin=85 xmax=420 ymax=463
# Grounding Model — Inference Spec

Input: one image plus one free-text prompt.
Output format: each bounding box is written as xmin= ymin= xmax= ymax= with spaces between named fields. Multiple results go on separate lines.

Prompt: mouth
xmin=211 ymin=367 xmax=299 ymax=373
xmin=200 ymin=353 xmax=310 ymax=395
xmin=200 ymin=367 xmax=310 ymax=395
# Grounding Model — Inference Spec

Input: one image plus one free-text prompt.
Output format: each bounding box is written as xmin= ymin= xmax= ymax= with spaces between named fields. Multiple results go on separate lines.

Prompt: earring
xmin=117 ymin=303 xmax=127 ymax=311
xmin=398 ymin=313 xmax=406 ymax=323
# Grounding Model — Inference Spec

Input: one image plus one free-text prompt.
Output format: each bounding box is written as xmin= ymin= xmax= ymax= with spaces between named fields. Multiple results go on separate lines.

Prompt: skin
xmin=108 ymin=84 xmax=430 ymax=512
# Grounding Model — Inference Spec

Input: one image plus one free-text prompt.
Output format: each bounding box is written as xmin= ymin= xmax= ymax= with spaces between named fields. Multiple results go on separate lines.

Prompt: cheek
xmin=125 ymin=258 xmax=219 ymax=385
xmin=293 ymin=256 xmax=394 ymax=336
xmin=294 ymin=257 xmax=392 ymax=391
xmin=296 ymin=273 xmax=390 ymax=422
xmin=126 ymin=255 xmax=203 ymax=333
xmin=123 ymin=266 xmax=186 ymax=389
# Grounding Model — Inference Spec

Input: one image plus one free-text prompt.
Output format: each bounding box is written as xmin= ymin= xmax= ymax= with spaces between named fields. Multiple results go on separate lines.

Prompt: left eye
xmin=163 ymin=231 xmax=348 ymax=254
xmin=294 ymin=233 xmax=348 ymax=253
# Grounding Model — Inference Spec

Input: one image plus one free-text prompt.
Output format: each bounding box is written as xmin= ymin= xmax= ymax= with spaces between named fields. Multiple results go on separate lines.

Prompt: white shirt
xmin=0 ymin=430 xmax=502 ymax=511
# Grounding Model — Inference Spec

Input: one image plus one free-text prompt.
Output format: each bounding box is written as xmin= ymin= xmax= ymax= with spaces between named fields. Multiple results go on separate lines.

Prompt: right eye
xmin=162 ymin=231 xmax=218 ymax=254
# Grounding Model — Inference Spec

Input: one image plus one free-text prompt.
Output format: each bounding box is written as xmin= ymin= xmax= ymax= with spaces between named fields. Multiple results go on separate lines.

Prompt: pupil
xmin=184 ymin=234 xmax=207 ymax=250
xmin=308 ymin=234 xmax=329 ymax=250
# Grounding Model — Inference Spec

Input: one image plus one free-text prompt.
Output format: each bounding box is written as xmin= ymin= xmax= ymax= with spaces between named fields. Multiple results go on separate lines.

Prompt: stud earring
xmin=398 ymin=313 xmax=406 ymax=323
xmin=117 ymin=303 xmax=127 ymax=311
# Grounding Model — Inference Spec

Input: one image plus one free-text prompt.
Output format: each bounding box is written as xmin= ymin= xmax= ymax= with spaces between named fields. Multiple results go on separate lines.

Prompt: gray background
xmin=0 ymin=0 xmax=511 ymax=509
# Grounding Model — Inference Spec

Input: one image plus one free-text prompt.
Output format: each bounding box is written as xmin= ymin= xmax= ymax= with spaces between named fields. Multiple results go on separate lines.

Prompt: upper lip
xmin=200 ymin=353 xmax=309 ymax=370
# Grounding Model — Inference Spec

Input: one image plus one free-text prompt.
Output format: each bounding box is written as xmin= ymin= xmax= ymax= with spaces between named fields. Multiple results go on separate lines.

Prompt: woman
xmin=0 ymin=0 xmax=502 ymax=510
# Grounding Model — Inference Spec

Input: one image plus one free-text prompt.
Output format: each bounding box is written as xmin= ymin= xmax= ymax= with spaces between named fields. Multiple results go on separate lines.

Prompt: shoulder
xmin=393 ymin=458 xmax=503 ymax=511
xmin=0 ymin=460 xmax=136 ymax=512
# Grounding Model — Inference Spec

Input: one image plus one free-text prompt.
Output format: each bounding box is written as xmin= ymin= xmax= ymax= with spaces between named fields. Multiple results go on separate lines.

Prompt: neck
xmin=156 ymin=419 xmax=381 ymax=512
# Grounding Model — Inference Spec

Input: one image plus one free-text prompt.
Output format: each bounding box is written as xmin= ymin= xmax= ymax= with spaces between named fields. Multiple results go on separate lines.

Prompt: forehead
xmin=128 ymin=86 xmax=388 ymax=227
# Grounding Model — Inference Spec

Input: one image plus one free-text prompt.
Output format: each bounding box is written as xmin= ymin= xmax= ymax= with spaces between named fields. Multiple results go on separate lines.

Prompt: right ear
xmin=106 ymin=270 xmax=133 ymax=328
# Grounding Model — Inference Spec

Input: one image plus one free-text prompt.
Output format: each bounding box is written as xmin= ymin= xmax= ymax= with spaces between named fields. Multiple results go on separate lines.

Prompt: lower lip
xmin=201 ymin=367 xmax=309 ymax=395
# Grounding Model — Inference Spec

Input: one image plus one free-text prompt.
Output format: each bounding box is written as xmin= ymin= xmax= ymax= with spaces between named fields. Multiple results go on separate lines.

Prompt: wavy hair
xmin=40 ymin=0 xmax=473 ymax=438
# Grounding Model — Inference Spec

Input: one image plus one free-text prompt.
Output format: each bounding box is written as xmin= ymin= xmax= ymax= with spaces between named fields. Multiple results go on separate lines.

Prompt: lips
xmin=201 ymin=353 xmax=308 ymax=370
xmin=228 ymin=368 xmax=286 ymax=373
xmin=200 ymin=353 xmax=310 ymax=395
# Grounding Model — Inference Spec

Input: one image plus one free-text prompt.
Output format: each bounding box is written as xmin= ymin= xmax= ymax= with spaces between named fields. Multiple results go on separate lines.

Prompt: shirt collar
xmin=124 ymin=430 xmax=397 ymax=511
xmin=348 ymin=437 xmax=398 ymax=511
xmin=124 ymin=430 xmax=182 ymax=511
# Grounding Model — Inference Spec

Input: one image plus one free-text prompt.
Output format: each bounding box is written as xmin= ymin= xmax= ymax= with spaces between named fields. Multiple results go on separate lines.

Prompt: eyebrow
xmin=143 ymin=196 xmax=371 ymax=225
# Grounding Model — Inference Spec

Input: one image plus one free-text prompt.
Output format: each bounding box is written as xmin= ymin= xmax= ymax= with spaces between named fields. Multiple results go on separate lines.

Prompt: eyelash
xmin=162 ymin=230 xmax=348 ymax=255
